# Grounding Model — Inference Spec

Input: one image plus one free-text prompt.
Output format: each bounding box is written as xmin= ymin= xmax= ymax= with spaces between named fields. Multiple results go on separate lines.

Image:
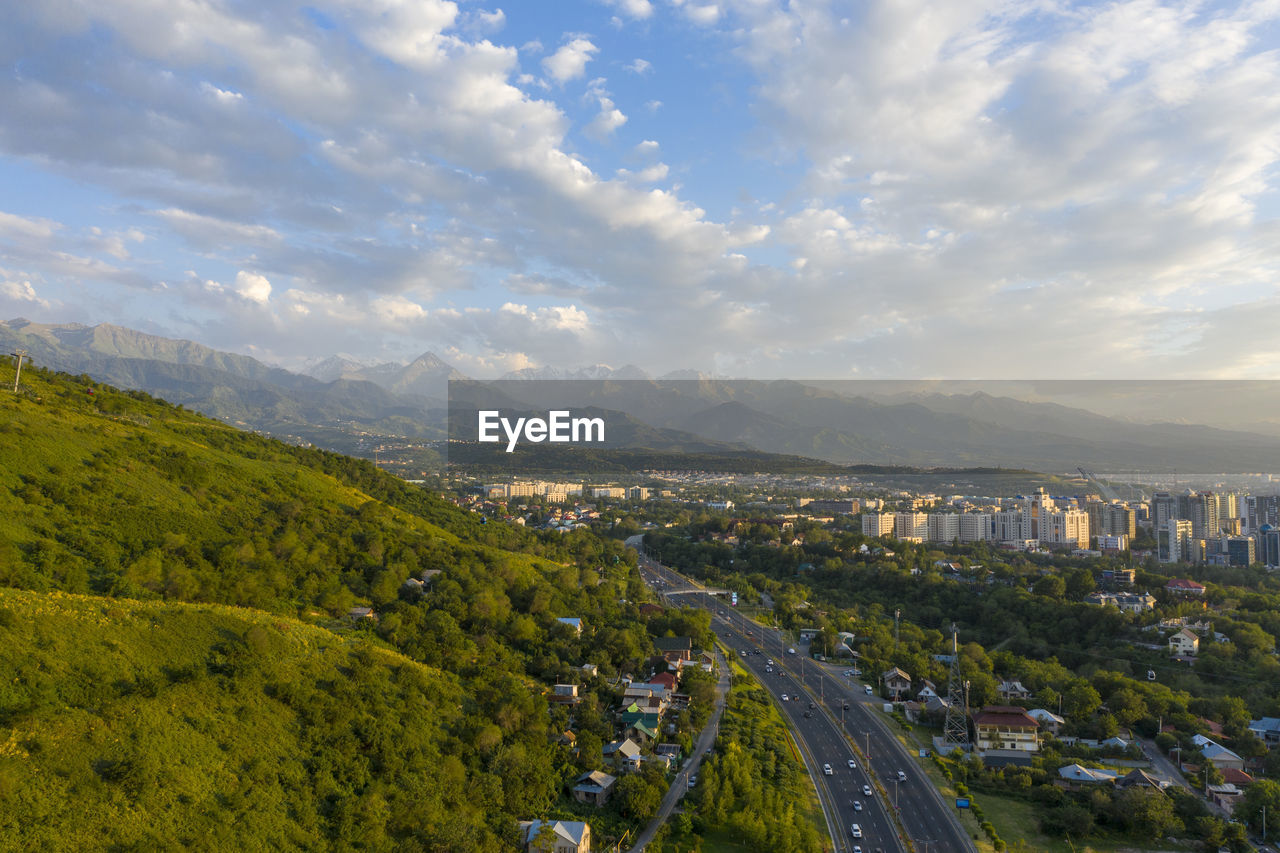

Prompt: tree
xmin=1033 ymin=575 xmax=1066 ymax=599
xmin=1236 ymin=779 xmax=1280 ymax=838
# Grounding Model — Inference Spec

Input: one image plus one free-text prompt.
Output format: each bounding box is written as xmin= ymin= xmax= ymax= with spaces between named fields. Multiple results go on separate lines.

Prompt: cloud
xmin=607 ymin=0 xmax=653 ymax=20
xmin=625 ymin=58 xmax=651 ymax=74
xmin=0 ymin=276 xmax=50 ymax=308
xmin=234 ymin=270 xmax=272 ymax=304
xmin=542 ymin=38 xmax=598 ymax=83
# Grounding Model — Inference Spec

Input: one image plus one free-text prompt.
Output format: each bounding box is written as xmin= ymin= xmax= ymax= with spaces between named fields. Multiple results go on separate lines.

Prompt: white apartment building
xmin=928 ymin=513 xmax=959 ymax=543
xmin=862 ymin=512 xmax=894 ymax=537
xmin=894 ymin=512 xmax=928 ymax=540
xmin=959 ymin=512 xmax=993 ymax=543
xmin=1040 ymin=508 xmax=1090 ymax=549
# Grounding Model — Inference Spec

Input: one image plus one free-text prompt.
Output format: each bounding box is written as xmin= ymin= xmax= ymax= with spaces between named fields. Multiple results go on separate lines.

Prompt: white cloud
xmin=542 ymin=38 xmax=598 ymax=83
xmin=608 ymin=0 xmax=654 ymax=20
xmin=0 ymin=276 xmax=49 ymax=308
xmin=234 ymin=270 xmax=272 ymax=304
xmin=625 ymin=58 xmax=651 ymax=74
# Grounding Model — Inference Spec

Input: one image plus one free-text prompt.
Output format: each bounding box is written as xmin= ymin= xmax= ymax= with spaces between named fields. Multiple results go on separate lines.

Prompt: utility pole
xmin=11 ymin=349 xmax=28 ymax=392
xmin=894 ymin=608 xmax=901 ymax=651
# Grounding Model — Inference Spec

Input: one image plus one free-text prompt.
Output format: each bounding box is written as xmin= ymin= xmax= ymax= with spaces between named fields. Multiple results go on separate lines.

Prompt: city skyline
xmin=2 ymin=1 xmax=1279 ymax=377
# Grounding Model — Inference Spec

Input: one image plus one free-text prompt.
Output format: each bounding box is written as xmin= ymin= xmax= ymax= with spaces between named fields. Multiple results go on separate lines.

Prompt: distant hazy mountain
xmin=500 ymin=364 xmax=650 ymax=380
xmin=0 ymin=319 xmax=445 ymax=449
xmin=466 ymin=376 xmax=1280 ymax=473
xmin=302 ymin=351 xmax=466 ymax=398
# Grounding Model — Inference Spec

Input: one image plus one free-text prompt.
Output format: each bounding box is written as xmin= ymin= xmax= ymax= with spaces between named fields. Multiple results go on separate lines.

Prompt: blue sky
xmin=1 ymin=0 xmax=1279 ymax=377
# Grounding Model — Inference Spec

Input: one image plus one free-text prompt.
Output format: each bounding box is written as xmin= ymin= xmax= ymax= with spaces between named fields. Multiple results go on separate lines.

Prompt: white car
xmin=853 ymin=800 xmax=863 ymax=811
xmin=862 ymin=784 xmax=873 ymax=797
xmin=823 ymin=764 xmax=833 ymax=776
xmin=781 ymin=694 xmax=788 ymax=701
xmin=898 ymin=770 xmax=907 ymax=782
xmin=847 ymin=759 xmax=857 ymax=769
xmin=850 ymin=824 xmax=862 ymax=838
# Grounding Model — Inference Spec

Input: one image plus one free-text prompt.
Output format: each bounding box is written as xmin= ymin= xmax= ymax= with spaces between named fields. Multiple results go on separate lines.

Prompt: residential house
xmin=519 ymin=820 xmax=591 ymax=853
xmin=627 ymin=720 xmax=659 ymax=744
xmin=549 ymin=684 xmax=581 ymax=705
xmin=973 ymin=706 xmax=1041 ymax=762
xmin=602 ymin=738 xmax=643 ymax=773
xmin=648 ymin=672 xmax=677 ymax=691
xmin=346 ymin=606 xmax=377 ymax=622
xmin=882 ymin=667 xmax=911 ymax=699
xmin=1084 ymin=591 xmax=1157 ymax=613
xmin=1192 ymin=735 xmax=1244 ymax=771
xmin=581 ymin=663 xmax=599 ymax=678
xmin=556 ymin=617 xmax=584 ymax=636
xmin=1169 ymin=628 xmax=1200 ymax=657
xmin=1057 ymin=764 xmax=1118 ymax=786
xmin=654 ymin=636 xmax=693 ymax=663
xmin=1165 ymin=578 xmax=1206 ymax=597
xmin=997 ymin=680 xmax=1032 ymax=702
xmin=1207 ymin=784 xmax=1244 ymax=814
xmin=653 ymin=743 xmax=682 ymax=765
xmin=571 ymin=770 xmax=617 ymax=806
xmin=1248 ymin=717 xmax=1280 ymax=745
xmin=1115 ymin=768 xmax=1164 ymax=790
xmin=916 ymin=679 xmax=940 ymax=701
xmin=1027 ymin=709 xmax=1065 ymax=735
xmin=1221 ymin=768 xmax=1254 ymax=788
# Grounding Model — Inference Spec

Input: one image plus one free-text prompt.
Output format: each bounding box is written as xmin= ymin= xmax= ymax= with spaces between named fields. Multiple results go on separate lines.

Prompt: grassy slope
xmin=0 ymin=369 xmax=647 ymax=850
xmin=0 ymin=587 xmax=492 ymax=850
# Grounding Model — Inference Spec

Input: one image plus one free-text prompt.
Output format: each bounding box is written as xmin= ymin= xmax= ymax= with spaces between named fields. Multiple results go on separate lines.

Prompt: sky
xmin=1 ymin=0 xmax=1279 ymax=378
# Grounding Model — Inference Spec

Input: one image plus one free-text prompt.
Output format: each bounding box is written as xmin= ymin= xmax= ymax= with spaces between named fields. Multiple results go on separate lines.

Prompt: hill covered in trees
xmin=0 ymin=367 xmax=669 ymax=849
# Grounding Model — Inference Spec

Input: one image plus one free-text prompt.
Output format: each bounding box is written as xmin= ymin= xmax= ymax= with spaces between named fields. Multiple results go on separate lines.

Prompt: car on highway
xmin=847 ymin=759 xmax=857 ymax=769
xmin=803 ymin=710 xmax=812 ymax=718
xmin=781 ymin=694 xmax=788 ymax=701
xmin=864 ymin=685 xmax=873 ymax=694
xmin=823 ymin=764 xmax=833 ymax=776
xmin=808 ymin=702 xmax=815 ymax=709
xmin=853 ymin=847 xmax=862 ymax=853
xmin=688 ymin=775 xmax=697 ymax=788
xmin=842 ymin=701 xmax=850 ymax=710
xmin=850 ymin=823 xmax=862 ymax=838
xmin=862 ymin=784 xmax=873 ymax=797
xmin=853 ymin=800 xmax=863 ymax=811
xmin=766 ymin=666 xmax=773 ymax=673
xmin=897 ymin=770 xmax=907 ymax=782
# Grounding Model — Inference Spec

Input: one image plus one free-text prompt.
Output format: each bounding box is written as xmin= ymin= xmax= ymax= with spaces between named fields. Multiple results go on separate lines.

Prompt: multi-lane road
xmin=636 ymin=548 xmax=974 ymax=853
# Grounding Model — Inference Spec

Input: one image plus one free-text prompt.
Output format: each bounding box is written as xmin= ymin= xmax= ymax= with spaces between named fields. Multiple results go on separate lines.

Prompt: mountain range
xmin=8 ymin=317 xmax=1280 ymax=475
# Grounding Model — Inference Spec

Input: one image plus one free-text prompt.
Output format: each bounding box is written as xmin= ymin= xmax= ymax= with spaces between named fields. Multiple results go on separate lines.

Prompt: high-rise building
xmin=1224 ymin=536 xmax=1256 ymax=567
xmin=1107 ymin=504 xmax=1137 ymax=539
xmin=862 ymin=512 xmax=894 ymax=537
xmin=959 ymin=513 xmax=992 ymax=543
xmin=1258 ymin=525 xmax=1280 ymax=568
xmin=1158 ymin=519 xmax=1192 ymax=563
xmin=994 ymin=509 xmax=1028 ymax=542
xmin=1246 ymin=495 xmax=1280 ymax=532
xmin=928 ymin=513 xmax=959 ymax=543
xmin=1216 ymin=493 xmax=1239 ymax=524
xmin=1039 ymin=508 xmax=1090 ymax=549
xmin=1151 ymin=492 xmax=1178 ymax=529
xmin=1183 ymin=491 xmax=1219 ymax=540
xmin=895 ymin=512 xmax=928 ymax=540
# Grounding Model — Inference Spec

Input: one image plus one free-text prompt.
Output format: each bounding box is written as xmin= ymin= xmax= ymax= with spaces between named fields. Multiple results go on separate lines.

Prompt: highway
xmin=636 ymin=548 xmax=975 ymax=853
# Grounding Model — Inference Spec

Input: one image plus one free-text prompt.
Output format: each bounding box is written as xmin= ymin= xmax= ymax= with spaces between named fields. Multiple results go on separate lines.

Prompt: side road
xmin=628 ymin=649 xmax=730 ymax=852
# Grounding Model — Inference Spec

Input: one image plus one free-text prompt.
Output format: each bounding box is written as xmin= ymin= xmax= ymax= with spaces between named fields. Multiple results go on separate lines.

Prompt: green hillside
xmin=0 ymin=367 xmax=660 ymax=849
xmin=0 ymin=588 xmax=488 ymax=849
